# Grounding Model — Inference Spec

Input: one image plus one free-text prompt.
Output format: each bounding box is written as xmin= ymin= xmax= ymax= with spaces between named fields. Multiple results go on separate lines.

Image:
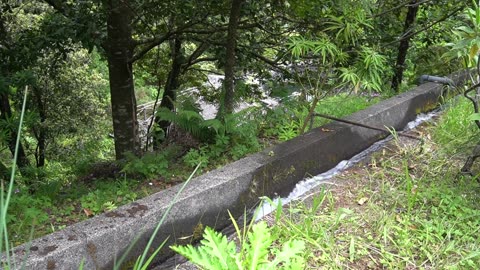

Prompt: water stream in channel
xmin=254 ymin=110 xmax=440 ymax=220
xmin=158 ymin=109 xmax=442 ymax=269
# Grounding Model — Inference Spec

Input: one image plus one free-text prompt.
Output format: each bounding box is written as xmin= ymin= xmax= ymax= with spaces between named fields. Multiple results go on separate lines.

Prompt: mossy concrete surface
xmin=1 ymin=71 xmax=469 ymax=270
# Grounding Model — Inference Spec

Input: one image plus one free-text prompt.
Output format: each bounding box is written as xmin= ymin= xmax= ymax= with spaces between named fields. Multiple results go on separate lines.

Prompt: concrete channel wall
xmin=2 ymin=72 xmax=469 ymax=269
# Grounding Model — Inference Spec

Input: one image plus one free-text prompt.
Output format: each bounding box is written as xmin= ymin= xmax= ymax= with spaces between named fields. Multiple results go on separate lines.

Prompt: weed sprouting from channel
xmin=171 ymin=209 xmax=307 ymax=270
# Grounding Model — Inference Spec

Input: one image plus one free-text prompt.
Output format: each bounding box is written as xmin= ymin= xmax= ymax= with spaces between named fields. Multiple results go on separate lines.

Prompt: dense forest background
xmin=0 ymin=0 xmax=477 ymax=239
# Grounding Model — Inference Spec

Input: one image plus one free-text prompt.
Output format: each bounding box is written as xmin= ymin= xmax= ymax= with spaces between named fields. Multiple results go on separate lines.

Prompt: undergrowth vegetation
xmin=2 ymin=1 xmax=479 ymax=268
xmin=5 ymin=92 xmax=381 ymax=245
xmin=172 ymin=216 xmax=306 ymax=269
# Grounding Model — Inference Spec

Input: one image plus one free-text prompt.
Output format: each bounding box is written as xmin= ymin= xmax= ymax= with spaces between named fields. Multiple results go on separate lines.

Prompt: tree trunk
xmin=391 ymin=0 xmax=419 ymax=92
xmin=0 ymin=160 xmax=8 ymax=180
xmin=0 ymin=93 xmax=31 ymax=169
xmin=105 ymin=0 xmax=139 ymax=159
xmin=153 ymin=37 xmax=184 ymax=149
xmin=216 ymin=0 xmax=244 ymax=119
xmin=0 ymin=5 xmax=31 ymax=179
xmin=31 ymin=86 xmax=46 ymax=167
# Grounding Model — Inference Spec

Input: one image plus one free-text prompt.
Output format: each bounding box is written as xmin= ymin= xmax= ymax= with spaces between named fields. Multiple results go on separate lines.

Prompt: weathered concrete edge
xmin=3 ymin=72 xmax=469 ymax=270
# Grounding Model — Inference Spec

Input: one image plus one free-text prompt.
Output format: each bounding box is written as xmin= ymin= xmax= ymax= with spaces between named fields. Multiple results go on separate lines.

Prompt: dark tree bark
xmin=216 ymin=0 xmax=244 ymax=119
xmin=0 ymin=160 xmax=8 ymax=180
xmin=31 ymin=86 xmax=46 ymax=167
xmin=0 ymin=5 xmax=31 ymax=177
xmin=391 ymin=0 xmax=419 ymax=92
xmin=0 ymin=93 xmax=31 ymax=169
xmin=154 ymin=37 xmax=184 ymax=148
xmin=105 ymin=0 xmax=139 ymax=159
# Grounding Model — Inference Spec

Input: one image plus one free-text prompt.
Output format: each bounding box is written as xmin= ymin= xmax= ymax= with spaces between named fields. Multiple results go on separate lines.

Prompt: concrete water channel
xmin=1 ymin=71 xmax=469 ymax=269
xmin=163 ymin=108 xmax=442 ymax=270
xmin=254 ymin=110 xmax=440 ymax=221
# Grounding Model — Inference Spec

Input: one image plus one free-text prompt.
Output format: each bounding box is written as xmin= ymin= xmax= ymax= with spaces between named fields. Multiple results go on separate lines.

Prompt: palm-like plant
xmin=444 ymin=1 xmax=480 ymax=68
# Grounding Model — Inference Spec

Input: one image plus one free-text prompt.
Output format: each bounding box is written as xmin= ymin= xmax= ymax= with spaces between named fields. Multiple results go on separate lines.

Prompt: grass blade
xmin=122 ymin=163 xmax=201 ymax=269
xmin=0 ymin=86 xmax=28 ymax=267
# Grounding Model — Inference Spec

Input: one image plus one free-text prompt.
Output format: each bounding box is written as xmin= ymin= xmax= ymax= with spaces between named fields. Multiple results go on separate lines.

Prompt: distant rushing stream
xmin=255 ymin=110 xmax=440 ymax=220
xmin=137 ymin=74 xmax=280 ymax=148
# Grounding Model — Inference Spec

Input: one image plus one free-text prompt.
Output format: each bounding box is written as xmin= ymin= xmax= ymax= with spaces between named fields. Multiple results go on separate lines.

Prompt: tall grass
xmin=432 ymin=98 xmax=478 ymax=155
xmin=116 ymin=163 xmax=201 ymax=270
xmin=253 ymin=100 xmax=480 ymax=268
xmin=1 ymin=87 xmax=29 ymax=268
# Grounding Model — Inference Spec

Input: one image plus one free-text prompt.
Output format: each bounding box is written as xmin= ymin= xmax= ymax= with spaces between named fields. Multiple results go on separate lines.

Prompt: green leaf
xmin=137 ymin=237 xmax=169 ymax=270
xmin=172 ymin=226 xmax=237 ymax=270
xmin=266 ymin=239 xmax=306 ymax=269
xmin=349 ymin=236 xmax=355 ymax=262
xmin=246 ymin=222 xmax=272 ymax=269
xmin=202 ymin=227 xmax=237 ymax=269
xmin=468 ymin=113 xmax=480 ymax=121
xmin=171 ymin=244 xmax=223 ymax=270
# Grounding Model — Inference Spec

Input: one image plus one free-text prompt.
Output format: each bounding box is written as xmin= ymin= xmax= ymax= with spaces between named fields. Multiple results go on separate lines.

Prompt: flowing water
xmin=159 ymin=110 xmax=441 ymax=270
xmin=254 ymin=110 xmax=440 ymax=220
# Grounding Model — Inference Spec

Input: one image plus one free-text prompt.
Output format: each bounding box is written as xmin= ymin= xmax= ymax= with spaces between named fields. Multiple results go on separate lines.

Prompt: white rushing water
xmin=255 ymin=110 xmax=439 ymax=220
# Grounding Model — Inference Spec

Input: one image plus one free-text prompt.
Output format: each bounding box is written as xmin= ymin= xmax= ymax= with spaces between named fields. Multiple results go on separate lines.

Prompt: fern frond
xmin=156 ymin=107 xmax=215 ymax=142
xmin=171 ymin=227 xmax=237 ymax=270
xmin=171 ymin=244 xmax=224 ymax=270
xmin=265 ymin=239 xmax=306 ymax=269
xmin=246 ymin=222 xmax=272 ymax=269
xmin=202 ymin=227 xmax=238 ymax=269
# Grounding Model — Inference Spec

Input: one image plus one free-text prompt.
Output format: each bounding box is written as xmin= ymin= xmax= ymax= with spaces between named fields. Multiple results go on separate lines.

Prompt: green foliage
xmin=171 ymin=221 xmax=306 ymax=270
xmin=324 ymin=4 xmax=373 ymax=46
xmin=134 ymin=67 xmax=161 ymax=104
xmin=0 ymin=87 xmax=28 ymax=266
xmin=7 ymin=193 xmax=50 ymax=231
xmin=468 ymin=112 xmax=480 ymax=120
xmin=288 ymin=35 xmax=341 ymax=64
xmin=156 ymin=107 xmax=216 ymax=143
xmin=277 ymin=121 xmax=301 ymax=142
xmin=261 ymin=94 xmax=380 ymax=139
xmin=286 ymin=29 xmax=388 ymax=134
xmin=432 ymin=98 xmax=478 ymax=155
xmin=122 ymin=152 xmax=169 ymax=180
xmin=81 ymin=191 xmax=114 ymax=215
xmin=183 ymin=148 xmax=211 ymax=168
xmin=313 ymin=94 xmax=381 ymax=120
xmin=353 ymin=46 xmax=389 ymax=93
xmin=67 ymin=137 xmax=115 ymax=176
xmin=443 ymin=1 xmax=480 ymax=67
xmin=182 ymin=110 xmax=261 ymax=167
xmin=261 ymin=101 xmax=307 ymax=141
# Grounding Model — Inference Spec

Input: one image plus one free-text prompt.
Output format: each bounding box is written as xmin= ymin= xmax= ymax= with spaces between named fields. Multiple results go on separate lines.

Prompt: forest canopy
xmin=0 ymin=0 xmax=472 ymax=189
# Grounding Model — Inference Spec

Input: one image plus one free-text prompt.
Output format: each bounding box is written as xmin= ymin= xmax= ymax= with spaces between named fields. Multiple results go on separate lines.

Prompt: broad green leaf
xmin=171 ymin=244 xmax=223 ymax=270
xmin=265 ymin=239 xmax=306 ymax=269
xmin=202 ymin=227 xmax=237 ymax=269
xmin=468 ymin=113 xmax=480 ymax=121
xmin=246 ymin=222 xmax=272 ymax=269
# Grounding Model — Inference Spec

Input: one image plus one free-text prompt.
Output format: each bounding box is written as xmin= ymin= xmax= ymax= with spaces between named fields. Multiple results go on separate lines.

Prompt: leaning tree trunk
xmin=216 ymin=0 xmax=244 ymax=119
xmin=106 ymin=0 xmax=139 ymax=159
xmin=31 ymin=86 xmax=46 ymax=168
xmin=391 ymin=0 xmax=419 ymax=92
xmin=153 ymin=37 xmax=184 ymax=149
